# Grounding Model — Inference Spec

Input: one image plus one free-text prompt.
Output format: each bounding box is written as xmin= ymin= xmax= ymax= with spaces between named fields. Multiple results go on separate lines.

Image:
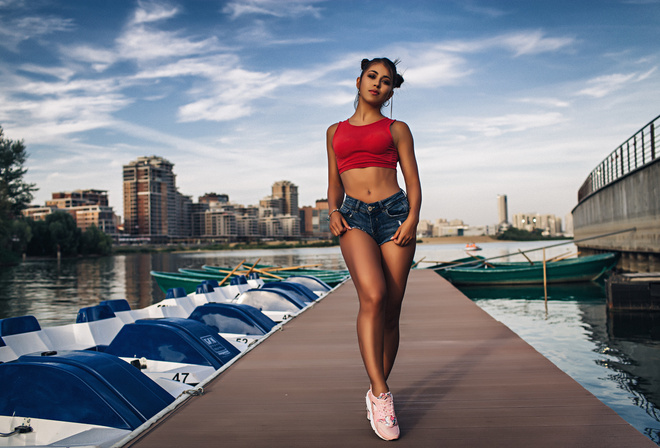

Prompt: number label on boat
xmin=172 ymin=372 xmax=190 ymax=383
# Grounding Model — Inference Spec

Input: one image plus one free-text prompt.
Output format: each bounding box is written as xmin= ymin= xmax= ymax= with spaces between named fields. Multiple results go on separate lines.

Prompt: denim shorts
xmin=339 ymin=190 xmax=410 ymax=245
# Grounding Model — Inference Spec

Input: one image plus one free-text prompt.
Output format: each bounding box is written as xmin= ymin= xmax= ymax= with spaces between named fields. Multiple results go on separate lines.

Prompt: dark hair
xmin=360 ymin=58 xmax=404 ymax=88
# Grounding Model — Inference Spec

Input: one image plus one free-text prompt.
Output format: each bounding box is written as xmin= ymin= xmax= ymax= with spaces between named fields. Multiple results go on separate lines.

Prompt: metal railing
xmin=578 ymin=114 xmax=659 ymax=203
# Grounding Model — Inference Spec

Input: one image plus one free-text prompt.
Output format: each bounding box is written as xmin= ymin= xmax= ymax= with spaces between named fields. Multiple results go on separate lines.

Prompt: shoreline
xmin=418 ymin=235 xmax=502 ymax=245
xmin=19 ymin=235 xmax=564 ymax=261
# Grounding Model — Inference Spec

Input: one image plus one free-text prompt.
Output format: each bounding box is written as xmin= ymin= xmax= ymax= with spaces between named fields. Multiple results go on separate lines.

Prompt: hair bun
xmin=395 ymin=73 xmax=404 ymax=88
xmin=360 ymin=58 xmax=370 ymax=70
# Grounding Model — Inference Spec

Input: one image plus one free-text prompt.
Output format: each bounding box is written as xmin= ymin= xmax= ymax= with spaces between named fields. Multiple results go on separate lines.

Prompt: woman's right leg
xmin=340 ymin=228 xmax=390 ymax=396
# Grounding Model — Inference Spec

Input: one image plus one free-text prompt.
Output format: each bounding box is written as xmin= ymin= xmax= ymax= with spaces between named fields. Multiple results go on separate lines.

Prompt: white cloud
xmin=461 ymin=2 xmax=509 ymax=18
xmin=493 ymin=31 xmax=575 ymax=56
xmin=62 ymin=45 xmax=119 ymax=72
xmin=446 ymin=112 xmax=566 ymax=137
xmin=116 ymin=26 xmax=222 ymax=62
xmin=516 ymin=97 xmax=571 ymax=108
xmin=577 ymin=68 xmax=657 ymax=98
xmin=0 ymin=15 xmax=74 ymax=50
xmin=438 ymin=30 xmax=575 ymax=57
xmin=130 ymin=1 xmax=179 ymax=25
xmin=17 ymin=64 xmax=76 ymax=81
xmin=402 ymin=52 xmax=472 ymax=86
xmin=223 ymin=0 xmax=325 ymax=19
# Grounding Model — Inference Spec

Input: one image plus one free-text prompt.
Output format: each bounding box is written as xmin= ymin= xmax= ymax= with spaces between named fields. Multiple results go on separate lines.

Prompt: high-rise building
xmin=123 ymin=156 xmax=189 ymax=241
xmin=272 ymin=180 xmax=299 ymax=217
xmin=300 ymin=199 xmax=331 ymax=238
xmin=497 ymin=194 xmax=508 ymax=225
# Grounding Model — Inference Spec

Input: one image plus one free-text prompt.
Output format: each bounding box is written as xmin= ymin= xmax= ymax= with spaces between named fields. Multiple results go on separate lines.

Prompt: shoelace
xmin=374 ymin=392 xmax=397 ymax=426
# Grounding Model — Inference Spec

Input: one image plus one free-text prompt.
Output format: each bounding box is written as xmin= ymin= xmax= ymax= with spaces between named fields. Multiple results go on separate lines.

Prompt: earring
xmin=383 ymin=99 xmax=390 ymax=108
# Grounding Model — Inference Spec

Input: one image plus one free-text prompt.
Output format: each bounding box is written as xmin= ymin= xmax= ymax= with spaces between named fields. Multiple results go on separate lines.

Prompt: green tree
xmin=0 ymin=126 xmax=37 ymax=219
xmin=81 ymin=224 xmax=113 ymax=256
xmin=26 ymin=212 xmax=81 ymax=257
xmin=0 ymin=125 xmax=37 ymax=264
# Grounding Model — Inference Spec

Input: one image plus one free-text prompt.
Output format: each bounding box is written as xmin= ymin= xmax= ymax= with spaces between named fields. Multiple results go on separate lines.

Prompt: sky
xmin=1 ymin=0 xmax=659 ymax=227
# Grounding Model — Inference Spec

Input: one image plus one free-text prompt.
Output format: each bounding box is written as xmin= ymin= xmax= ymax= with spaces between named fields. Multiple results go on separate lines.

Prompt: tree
xmin=0 ymin=125 xmax=38 ymax=219
xmin=26 ymin=212 xmax=81 ymax=257
xmin=0 ymin=125 xmax=37 ymax=264
xmin=81 ymin=224 xmax=113 ymax=256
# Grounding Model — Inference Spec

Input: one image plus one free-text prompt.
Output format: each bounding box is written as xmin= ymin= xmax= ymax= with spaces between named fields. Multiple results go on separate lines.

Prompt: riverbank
xmin=419 ymin=235 xmax=501 ymax=244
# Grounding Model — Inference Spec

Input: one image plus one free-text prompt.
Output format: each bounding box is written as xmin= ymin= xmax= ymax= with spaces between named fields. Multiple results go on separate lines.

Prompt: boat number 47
xmin=172 ymin=372 xmax=190 ymax=383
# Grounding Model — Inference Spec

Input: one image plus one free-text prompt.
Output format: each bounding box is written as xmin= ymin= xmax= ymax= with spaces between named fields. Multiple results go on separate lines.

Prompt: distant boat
xmin=431 ymin=252 xmax=619 ymax=286
xmin=465 ymin=243 xmax=482 ymax=251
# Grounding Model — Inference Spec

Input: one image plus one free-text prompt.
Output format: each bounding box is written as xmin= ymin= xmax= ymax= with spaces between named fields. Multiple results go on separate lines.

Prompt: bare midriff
xmin=340 ymin=166 xmax=401 ymax=203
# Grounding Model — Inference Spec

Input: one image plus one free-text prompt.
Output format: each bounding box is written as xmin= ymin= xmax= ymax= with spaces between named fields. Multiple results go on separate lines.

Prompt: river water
xmin=0 ymin=240 xmax=658 ymax=444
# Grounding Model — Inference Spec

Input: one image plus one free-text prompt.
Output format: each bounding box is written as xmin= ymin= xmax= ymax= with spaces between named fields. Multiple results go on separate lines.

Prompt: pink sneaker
xmin=366 ymin=389 xmax=400 ymax=441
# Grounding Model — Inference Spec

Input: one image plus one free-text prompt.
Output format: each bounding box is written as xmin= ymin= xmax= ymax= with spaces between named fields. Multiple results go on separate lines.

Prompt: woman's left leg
xmin=379 ymin=240 xmax=416 ymax=380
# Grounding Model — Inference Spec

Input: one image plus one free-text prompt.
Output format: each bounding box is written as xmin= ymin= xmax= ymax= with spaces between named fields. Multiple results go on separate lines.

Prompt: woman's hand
xmin=390 ymin=218 xmax=417 ymax=246
xmin=329 ymin=212 xmax=351 ymax=237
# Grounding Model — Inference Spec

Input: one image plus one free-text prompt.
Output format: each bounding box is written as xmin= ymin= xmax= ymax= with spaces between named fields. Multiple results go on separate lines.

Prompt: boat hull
xmin=434 ymin=253 xmax=619 ymax=286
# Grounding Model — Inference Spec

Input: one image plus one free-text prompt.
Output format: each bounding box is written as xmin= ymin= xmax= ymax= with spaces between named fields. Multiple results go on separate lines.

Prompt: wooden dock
xmin=124 ymin=270 xmax=655 ymax=447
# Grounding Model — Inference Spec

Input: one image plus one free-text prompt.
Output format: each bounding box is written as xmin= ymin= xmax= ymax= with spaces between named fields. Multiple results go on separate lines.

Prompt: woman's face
xmin=356 ymin=62 xmax=394 ymax=107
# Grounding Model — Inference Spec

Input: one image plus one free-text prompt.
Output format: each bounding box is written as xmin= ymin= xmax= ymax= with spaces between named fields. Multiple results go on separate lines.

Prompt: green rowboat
xmin=432 ymin=252 xmax=619 ymax=286
xmin=151 ymin=264 xmax=349 ymax=294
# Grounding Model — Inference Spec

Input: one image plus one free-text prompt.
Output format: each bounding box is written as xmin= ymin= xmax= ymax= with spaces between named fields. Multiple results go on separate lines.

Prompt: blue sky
xmin=1 ymin=0 xmax=658 ymax=227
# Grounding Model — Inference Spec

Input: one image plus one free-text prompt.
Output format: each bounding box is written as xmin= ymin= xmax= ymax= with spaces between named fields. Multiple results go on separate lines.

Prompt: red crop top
xmin=332 ymin=118 xmax=398 ymax=174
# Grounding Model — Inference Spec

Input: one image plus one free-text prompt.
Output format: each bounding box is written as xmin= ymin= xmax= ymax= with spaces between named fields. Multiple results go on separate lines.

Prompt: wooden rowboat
xmin=432 ymin=252 xmax=619 ymax=286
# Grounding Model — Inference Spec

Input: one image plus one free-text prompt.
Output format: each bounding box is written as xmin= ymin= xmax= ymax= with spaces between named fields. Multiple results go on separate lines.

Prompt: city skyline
xmin=27 ymin=158 xmax=562 ymax=230
xmin=1 ymin=1 xmax=659 ymax=225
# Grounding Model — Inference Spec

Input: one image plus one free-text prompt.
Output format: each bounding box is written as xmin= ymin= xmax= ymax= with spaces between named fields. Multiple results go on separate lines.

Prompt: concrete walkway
xmin=125 ymin=270 xmax=655 ymax=447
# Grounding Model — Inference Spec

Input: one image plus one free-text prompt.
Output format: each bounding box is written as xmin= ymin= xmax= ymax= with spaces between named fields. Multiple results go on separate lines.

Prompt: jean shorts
xmin=339 ymin=190 xmax=410 ymax=245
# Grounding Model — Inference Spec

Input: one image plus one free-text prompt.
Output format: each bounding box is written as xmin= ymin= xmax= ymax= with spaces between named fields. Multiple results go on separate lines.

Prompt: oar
xmin=432 ymin=227 xmax=636 ymax=271
xmin=218 ymin=259 xmax=246 ymax=286
xmin=467 ymin=252 xmax=493 ymax=268
xmin=251 ymin=267 xmax=284 ymax=280
xmin=518 ymin=249 xmax=534 ymax=265
xmin=260 ymin=264 xmax=322 ymax=272
xmin=411 ymin=257 xmax=426 ymax=269
xmin=245 ymin=258 xmax=262 ymax=277
xmin=547 ymin=251 xmax=577 ymax=263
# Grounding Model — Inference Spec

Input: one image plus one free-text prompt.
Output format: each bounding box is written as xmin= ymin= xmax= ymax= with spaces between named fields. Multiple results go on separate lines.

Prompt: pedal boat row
xmin=0 ymin=272 xmax=341 ymax=447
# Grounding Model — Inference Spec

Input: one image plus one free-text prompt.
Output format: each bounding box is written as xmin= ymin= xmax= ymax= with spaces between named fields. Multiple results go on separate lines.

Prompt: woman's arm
xmin=326 ymin=124 xmax=350 ymax=237
xmin=391 ymin=121 xmax=421 ymax=246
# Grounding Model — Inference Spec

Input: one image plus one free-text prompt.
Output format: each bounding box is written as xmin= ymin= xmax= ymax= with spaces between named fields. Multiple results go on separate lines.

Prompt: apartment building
xmin=123 ymin=156 xmax=190 ymax=241
xmin=22 ymin=189 xmax=118 ymax=235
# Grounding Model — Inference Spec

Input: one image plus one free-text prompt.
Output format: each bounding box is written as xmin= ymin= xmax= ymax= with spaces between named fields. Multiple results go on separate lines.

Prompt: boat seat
xmin=41 ymin=305 xmax=125 ymax=351
xmin=42 ymin=323 xmax=96 ymax=352
xmin=0 ymin=315 xmax=41 ymax=336
xmin=0 ymin=337 xmax=18 ymax=363
xmin=189 ymin=283 xmax=216 ymax=305
xmin=220 ymin=284 xmax=244 ymax=299
xmin=113 ymin=306 xmax=164 ymax=324
xmin=100 ymin=299 xmax=132 ymax=312
xmin=0 ymin=316 xmax=52 ymax=358
xmin=166 ymin=287 xmax=188 ymax=299
xmin=76 ymin=305 xmax=116 ymax=323
xmin=229 ymin=276 xmax=251 ymax=294
xmin=88 ymin=317 xmax=125 ymax=346
xmin=154 ymin=299 xmax=190 ymax=318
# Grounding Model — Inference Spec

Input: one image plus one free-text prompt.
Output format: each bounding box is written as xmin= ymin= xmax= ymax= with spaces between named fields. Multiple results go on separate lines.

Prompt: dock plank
xmin=125 ymin=270 xmax=655 ymax=447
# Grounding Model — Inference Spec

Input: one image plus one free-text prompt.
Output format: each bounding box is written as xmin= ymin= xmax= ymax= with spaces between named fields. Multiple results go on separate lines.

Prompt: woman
xmin=326 ymin=57 xmax=421 ymax=441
